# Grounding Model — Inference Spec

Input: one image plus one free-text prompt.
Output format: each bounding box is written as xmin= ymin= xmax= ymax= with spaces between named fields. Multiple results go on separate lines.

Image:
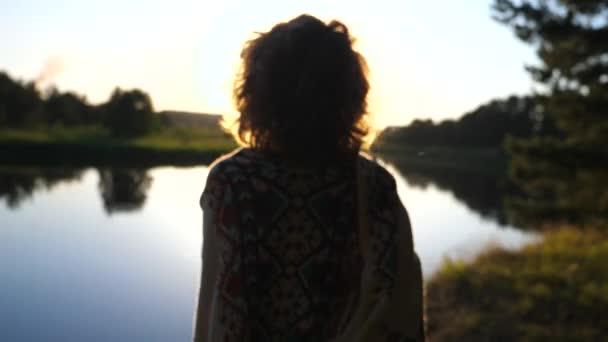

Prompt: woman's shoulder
xmin=358 ymin=152 xmax=397 ymax=190
xmin=203 ymin=147 xmax=281 ymax=188
xmin=200 ymin=148 xmax=251 ymax=208
xmin=205 ymin=148 xmax=256 ymax=177
xmin=207 ymin=148 xmax=395 ymax=184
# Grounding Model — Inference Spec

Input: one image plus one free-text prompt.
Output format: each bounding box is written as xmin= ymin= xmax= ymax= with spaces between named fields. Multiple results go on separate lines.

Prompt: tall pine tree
xmin=493 ymin=0 xmax=608 ymax=225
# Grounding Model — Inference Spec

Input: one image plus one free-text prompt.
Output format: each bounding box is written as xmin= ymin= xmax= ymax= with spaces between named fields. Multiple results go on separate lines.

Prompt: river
xmin=0 ymin=159 xmax=536 ymax=341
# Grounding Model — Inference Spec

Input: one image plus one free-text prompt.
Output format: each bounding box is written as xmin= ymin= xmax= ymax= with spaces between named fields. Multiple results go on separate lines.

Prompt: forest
xmin=422 ymin=0 xmax=608 ymax=339
xmin=0 ymin=71 xmax=235 ymax=165
xmin=373 ymin=95 xmax=560 ymax=149
xmin=0 ymin=71 xmax=157 ymax=137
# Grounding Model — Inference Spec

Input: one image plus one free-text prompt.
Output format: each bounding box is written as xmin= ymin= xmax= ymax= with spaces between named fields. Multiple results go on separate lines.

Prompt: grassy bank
xmin=0 ymin=126 xmax=237 ymax=166
xmin=426 ymin=227 xmax=608 ymax=341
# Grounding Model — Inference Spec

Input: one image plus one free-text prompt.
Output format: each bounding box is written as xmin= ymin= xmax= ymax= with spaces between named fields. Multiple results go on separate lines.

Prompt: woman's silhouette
xmin=194 ymin=14 xmax=424 ymax=341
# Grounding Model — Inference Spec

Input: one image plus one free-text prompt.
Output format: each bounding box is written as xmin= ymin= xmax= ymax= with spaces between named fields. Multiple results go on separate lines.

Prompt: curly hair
xmin=233 ymin=14 xmax=370 ymax=162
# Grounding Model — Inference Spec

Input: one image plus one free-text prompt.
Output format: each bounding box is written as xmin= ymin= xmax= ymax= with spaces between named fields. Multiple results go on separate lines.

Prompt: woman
xmin=194 ymin=14 xmax=424 ymax=342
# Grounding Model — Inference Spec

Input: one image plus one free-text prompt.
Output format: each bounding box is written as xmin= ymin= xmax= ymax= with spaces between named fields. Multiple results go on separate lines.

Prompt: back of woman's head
xmin=233 ymin=14 xmax=370 ymax=162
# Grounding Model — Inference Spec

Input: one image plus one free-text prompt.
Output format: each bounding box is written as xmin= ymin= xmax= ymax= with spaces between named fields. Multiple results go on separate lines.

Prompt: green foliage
xmin=0 ymin=125 xmax=235 ymax=152
xmin=493 ymin=0 xmax=608 ymax=226
xmin=131 ymin=126 xmax=236 ymax=152
xmin=0 ymin=71 xmax=160 ymax=139
xmin=102 ymin=88 xmax=156 ymax=138
xmin=373 ymin=96 xmax=558 ymax=150
xmin=505 ymin=136 xmax=608 ymax=226
xmin=0 ymin=125 xmax=110 ymax=143
xmin=0 ymin=125 xmax=237 ymax=166
xmin=427 ymin=227 xmax=608 ymax=341
xmin=43 ymin=87 xmax=97 ymax=126
xmin=0 ymin=71 xmax=44 ymax=127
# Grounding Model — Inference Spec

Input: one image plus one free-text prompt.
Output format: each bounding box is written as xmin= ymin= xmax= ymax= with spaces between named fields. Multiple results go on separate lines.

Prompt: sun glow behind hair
xmin=2 ymin=0 xmax=535 ymax=129
xmin=193 ymin=1 xmax=408 ymax=130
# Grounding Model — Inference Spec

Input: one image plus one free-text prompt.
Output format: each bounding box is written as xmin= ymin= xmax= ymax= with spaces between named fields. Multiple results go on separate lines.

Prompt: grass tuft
xmin=427 ymin=226 xmax=608 ymax=341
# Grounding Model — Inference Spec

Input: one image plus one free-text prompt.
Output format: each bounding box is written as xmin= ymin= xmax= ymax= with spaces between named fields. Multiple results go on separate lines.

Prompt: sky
xmin=1 ymin=0 xmax=537 ymax=128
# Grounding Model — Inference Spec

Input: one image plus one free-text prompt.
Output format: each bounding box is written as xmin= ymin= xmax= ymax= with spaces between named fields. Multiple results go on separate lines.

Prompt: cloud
xmin=35 ymin=56 xmax=65 ymax=86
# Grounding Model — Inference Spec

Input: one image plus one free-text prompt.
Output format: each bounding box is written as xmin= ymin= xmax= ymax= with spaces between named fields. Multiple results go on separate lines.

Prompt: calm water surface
xmin=0 ymin=161 xmax=536 ymax=341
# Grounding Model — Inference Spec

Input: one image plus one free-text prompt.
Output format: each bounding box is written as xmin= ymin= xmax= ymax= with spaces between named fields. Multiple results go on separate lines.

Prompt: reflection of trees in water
xmin=378 ymin=149 xmax=608 ymax=230
xmin=97 ymin=168 xmax=152 ymax=214
xmin=0 ymin=166 xmax=154 ymax=213
xmin=0 ymin=168 xmax=83 ymax=209
xmin=380 ymin=157 xmax=514 ymax=226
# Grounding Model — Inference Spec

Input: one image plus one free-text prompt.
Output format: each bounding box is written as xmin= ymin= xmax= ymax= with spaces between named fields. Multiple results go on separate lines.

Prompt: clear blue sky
xmin=1 ymin=0 xmax=536 ymax=128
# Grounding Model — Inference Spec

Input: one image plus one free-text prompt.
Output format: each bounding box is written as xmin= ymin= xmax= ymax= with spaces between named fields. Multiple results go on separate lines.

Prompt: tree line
xmin=0 ymin=71 xmax=157 ymax=138
xmin=375 ymin=0 xmax=608 ymax=226
xmin=374 ymin=95 xmax=560 ymax=149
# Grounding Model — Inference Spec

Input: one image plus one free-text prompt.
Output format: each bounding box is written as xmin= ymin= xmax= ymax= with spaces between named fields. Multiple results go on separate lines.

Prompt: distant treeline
xmin=374 ymin=95 xmax=561 ymax=149
xmin=0 ymin=71 xmax=159 ymax=138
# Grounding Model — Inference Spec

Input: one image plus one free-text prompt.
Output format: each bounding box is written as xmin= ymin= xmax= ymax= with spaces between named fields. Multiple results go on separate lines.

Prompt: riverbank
xmin=426 ymin=226 xmax=608 ymax=341
xmin=0 ymin=126 xmax=237 ymax=166
xmin=371 ymin=144 xmax=507 ymax=176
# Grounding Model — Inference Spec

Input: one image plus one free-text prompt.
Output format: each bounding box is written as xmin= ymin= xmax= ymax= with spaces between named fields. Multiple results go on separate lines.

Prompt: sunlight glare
xmin=195 ymin=0 xmax=405 ymax=130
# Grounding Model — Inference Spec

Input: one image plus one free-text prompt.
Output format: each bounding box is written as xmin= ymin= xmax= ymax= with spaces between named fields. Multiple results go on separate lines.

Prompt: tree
xmin=43 ymin=87 xmax=91 ymax=125
xmin=103 ymin=88 xmax=156 ymax=138
xmin=493 ymin=0 xmax=608 ymax=225
xmin=0 ymin=72 xmax=44 ymax=127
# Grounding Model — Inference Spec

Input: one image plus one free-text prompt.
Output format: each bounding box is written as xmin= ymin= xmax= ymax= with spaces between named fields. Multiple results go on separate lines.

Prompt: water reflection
xmin=0 ymin=167 xmax=154 ymax=215
xmin=98 ymin=168 xmax=152 ymax=214
xmin=1 ymin=161 xmax=517 ymax=229
xmin=1 ymin=164 xmax=536 ymax=341
xmin=373 ymin=160 xmax=536 ymax=276
xmin=378 ymin=156 xmax=514 ymax=226
xmin=0 ymin=167 xmax=83 ymax=208
xmin=0 ymin=167 xmax=204 ymax=342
